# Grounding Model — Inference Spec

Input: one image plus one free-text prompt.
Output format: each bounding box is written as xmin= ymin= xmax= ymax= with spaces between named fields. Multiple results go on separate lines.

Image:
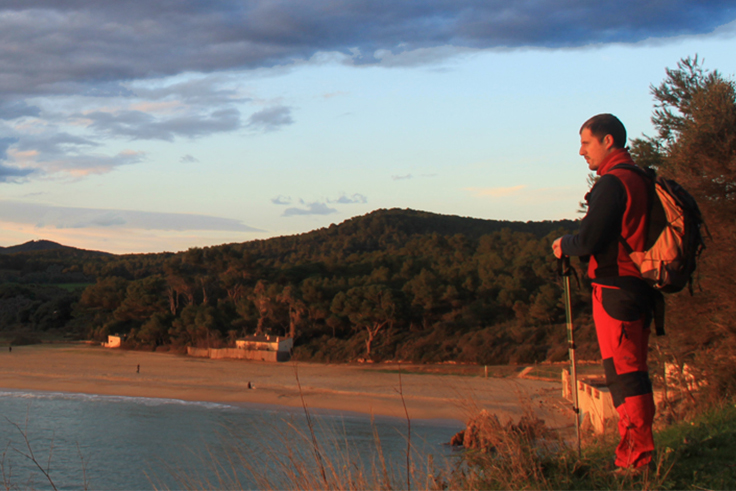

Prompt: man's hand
xmin=552 ymin=237 xmax=563 ymax=259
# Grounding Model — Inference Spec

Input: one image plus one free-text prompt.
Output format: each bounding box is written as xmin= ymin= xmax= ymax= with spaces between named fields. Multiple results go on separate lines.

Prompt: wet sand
xmin=0 ymin=343 xmax=571 ymax=426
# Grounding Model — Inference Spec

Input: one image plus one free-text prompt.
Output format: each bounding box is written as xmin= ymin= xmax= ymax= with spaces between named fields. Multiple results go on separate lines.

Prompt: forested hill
xmin=236 ymin=208 xmax=577 ymax=265
xmin=0 ymin=240 xmax=111 ymax=285
xmin=0 ymin=239 xmax=78 ymax=255
xmin=0 ymin=209 xmax=576 ymax=266
xmin=0 ymin=239 xmax=111 ymax=257
xmin=293 ymin=208 xmax=576 ymax=241
xmin=2 ymin=208 xmax=590 ymax=365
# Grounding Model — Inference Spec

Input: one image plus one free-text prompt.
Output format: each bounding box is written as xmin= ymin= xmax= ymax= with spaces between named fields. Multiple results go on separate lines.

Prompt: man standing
xmin=553 ymin=114 xmax=656 ymax=471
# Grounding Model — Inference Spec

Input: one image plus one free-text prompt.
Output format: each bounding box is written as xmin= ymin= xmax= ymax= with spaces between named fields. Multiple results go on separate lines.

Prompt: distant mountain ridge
xmin=321 ymin=208 xmax=577 ymax=240
xmin=0 ymin=239 xmax=111 ymax=256
xmin=0 ymin=209 xmax=578 ymax=258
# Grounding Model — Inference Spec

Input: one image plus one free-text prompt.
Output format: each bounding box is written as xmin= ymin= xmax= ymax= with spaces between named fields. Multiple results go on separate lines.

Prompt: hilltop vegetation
xmin=1 ymin=209 xmax=591 ymax=364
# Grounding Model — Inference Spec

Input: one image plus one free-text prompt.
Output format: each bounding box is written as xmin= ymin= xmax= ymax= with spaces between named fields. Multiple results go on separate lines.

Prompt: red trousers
xmin=592 ymin=284 xmax=655 ymax=469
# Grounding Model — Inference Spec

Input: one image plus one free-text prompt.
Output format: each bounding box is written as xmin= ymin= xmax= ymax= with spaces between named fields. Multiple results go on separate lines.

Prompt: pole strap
xmin=557 ymin=255 xmax=580 ymax=286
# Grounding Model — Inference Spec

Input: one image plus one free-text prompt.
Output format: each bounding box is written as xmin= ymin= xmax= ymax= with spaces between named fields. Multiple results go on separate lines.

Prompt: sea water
xmin=0 ymin=390 xmax=462 ymax=490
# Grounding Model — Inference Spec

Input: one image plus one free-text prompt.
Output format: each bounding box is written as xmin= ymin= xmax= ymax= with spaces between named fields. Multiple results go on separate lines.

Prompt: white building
xmin=236 ymin=334 xmax=293 ymax=354
xmin=188 ymin=335 xmax=294 ymax=362
xmin=102 ymin=335 xmax=122 ymax=348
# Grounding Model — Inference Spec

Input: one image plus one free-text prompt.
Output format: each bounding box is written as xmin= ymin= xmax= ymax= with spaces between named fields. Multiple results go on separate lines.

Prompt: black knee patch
xmin=603 ymin=358 xmax=652 ymax=408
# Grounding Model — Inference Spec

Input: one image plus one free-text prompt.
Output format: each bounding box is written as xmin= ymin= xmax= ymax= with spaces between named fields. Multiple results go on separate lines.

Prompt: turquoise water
xmin=0 ymin=390 xmax=462 ymax=490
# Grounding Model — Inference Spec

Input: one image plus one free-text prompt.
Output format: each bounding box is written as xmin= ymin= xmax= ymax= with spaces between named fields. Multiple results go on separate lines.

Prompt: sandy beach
xmin=0 ymin=343 xmax=571 ymax=427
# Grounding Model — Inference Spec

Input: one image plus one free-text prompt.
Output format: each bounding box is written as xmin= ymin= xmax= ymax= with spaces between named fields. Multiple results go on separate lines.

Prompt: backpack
xmin=613 ymin=164 xmax=707 ymax=294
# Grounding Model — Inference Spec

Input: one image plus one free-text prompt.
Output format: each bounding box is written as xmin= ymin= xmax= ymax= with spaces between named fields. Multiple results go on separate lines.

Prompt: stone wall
xmin=562 ymin=369 xmax=617 ymax=434
xmin=186 ymin=347 xmax=289 ymax=362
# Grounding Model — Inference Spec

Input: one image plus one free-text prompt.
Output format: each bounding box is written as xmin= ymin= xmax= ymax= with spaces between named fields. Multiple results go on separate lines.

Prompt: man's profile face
xmin=579 ymin=128 xmax=613 ymax=171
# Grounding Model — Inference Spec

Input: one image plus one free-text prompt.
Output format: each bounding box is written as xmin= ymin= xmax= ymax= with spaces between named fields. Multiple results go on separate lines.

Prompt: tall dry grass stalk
xmin=166 ymin=363 xmax=451 ymax=490
xmin=165 ymin=409 xmax=448 ymax=490
xmin=454 ymin=407 xmax=559 ymax=490
xmin=396 ymin=362 xmax=412 ymax=490
xmin=293 ymin=363 xmax=328 ymax=486
xmin=2 ymin=414 xmax=90 ymax=491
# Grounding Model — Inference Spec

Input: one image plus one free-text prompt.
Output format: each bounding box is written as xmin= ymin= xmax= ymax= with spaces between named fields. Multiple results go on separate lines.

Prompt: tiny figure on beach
xmin=136 ymin=364 xmax=140 ymax=374
xmin=247 ymin=381 xmax=253 ymax=389
xmin=8 ymin=346 xmax=11 ymax=353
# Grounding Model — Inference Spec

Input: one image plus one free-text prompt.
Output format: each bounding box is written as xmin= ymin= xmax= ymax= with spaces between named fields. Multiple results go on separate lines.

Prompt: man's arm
xmin=554 ymin=175 xmax=627 ymax=258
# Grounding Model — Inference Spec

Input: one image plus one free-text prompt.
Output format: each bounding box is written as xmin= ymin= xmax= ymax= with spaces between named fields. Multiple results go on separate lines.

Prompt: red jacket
xmin=561 ymin=148 xmax=650 ymax=281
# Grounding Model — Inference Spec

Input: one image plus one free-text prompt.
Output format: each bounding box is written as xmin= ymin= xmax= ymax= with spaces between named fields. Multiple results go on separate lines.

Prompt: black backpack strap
xmin=618 ymin=235 xmax=634 ymax=254
xmin=652 ymin=290 xmax=665 ymax=336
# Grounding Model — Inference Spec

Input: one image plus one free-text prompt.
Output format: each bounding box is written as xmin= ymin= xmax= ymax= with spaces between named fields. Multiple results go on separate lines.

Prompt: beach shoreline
xmin=0 ymin=343 xmax=571 ymax=427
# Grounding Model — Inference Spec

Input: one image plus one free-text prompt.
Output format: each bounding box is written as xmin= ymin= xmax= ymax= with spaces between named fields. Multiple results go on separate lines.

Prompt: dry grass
xmin=1 ymin=414 xmax=90 ymax=491
xmin=164 ymin=363 xmax=452 ymax=490
xmin=163 ymin=413 xmax=450 ymax=490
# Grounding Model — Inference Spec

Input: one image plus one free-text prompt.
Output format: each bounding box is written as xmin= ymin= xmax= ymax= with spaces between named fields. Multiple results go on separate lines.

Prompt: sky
xmin=1 ymin=1 xmax=736 ymax=254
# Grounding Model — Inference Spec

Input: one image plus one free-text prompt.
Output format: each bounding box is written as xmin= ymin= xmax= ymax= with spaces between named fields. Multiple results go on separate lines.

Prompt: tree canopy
xmin=630 ymin=55 xmax=736 ymax=399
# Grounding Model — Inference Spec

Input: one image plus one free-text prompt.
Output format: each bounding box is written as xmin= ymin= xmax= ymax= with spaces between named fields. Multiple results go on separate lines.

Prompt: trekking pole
xmin=559 ymin=255 xmax=582 ymax=458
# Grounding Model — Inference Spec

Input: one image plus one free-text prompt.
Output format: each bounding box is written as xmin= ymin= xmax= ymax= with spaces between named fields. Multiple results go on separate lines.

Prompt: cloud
xmin=271 ymin=195 xmax=292 ymax=205
xmin=283 ymin=202 xmax=338 ymax=216
xmin=247 ymin=106 xmax=294 ymax=132
xmin=1 ymin=2 xmax=733 ymax=99
xmin=180 ymin=154 xmax=199 ymax=163
xmin=0 ymin=137 xmax=17 ymax=161
xmin=71 ymin=75 xmax=250 ymax=142
xmin=323 ymin=91 xmax=348 ymax=99
xmin=0 ymin=74 xmax=253 ymax=181
xmin=392 ymin=173 xmax=437 ymax=181
xmin=7 ymin=133 xmax=144 ymax=176
xmin=132 ymin=75 xmax=250 ymax=106
xmin=0 ymin=101 xmax=41 ymax=120
xmin=0 ymin=201 xmax=262 ymax=232
xmin=0 ymin=163 xmax=34 ymax=182
xmin=82 ymin=107 xmax=241 ymax=141
xmin=11 ymin=132 xmax=99 ymax=156
xmin=465 ymin=185 xmax=527 ymax=197
xmin=1 ymin=2 xmax=734 ymax=184
xmin=1 ymin=127 xmax=147 ymax=177
xmin=276 ymin=193 xmax=366 ymax=215
xmin=332 ymin=193 xmax=367 ymax=204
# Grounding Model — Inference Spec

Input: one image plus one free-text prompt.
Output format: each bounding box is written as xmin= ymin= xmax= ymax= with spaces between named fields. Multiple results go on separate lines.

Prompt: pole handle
xmin=557 ymin=255 xmax=572 ymax=277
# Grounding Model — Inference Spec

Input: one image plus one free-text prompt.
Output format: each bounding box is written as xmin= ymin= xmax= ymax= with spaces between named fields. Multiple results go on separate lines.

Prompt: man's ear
xmin=603 ymin=134 xmax=615 ymax=150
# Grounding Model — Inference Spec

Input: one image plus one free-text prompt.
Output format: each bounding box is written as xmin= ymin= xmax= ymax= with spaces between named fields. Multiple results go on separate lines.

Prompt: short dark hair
xmin=580 ymin=114 xmax=627 ymax=149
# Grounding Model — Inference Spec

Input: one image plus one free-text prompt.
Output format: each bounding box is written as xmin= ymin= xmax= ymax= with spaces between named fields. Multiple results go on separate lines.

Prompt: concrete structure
xmin=561 ymin=362 xmax=703 ymax=438
xmin=236 ymin=334 xmax=293 ymax=354
xmin=188 ymin=335 xmax=293 ymax=362
xmin=561 ymin=369 xmax=617 ymax=434
xmin=102 ymin=335 xmax=122 ymax=348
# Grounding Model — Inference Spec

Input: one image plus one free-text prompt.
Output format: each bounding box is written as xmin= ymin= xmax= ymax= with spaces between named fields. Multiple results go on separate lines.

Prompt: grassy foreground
xmin=4 ymin=400 xmax=735 ymax=489
xmin=454 ymin=399 xmax=736 ymax=490
xmin=2 ymin=349 xmax=733 ymax=490
xmin=170 ymin=397 xmax=736 ymax=490
xmin=653 ymin=400 xmax=736 ymax=490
